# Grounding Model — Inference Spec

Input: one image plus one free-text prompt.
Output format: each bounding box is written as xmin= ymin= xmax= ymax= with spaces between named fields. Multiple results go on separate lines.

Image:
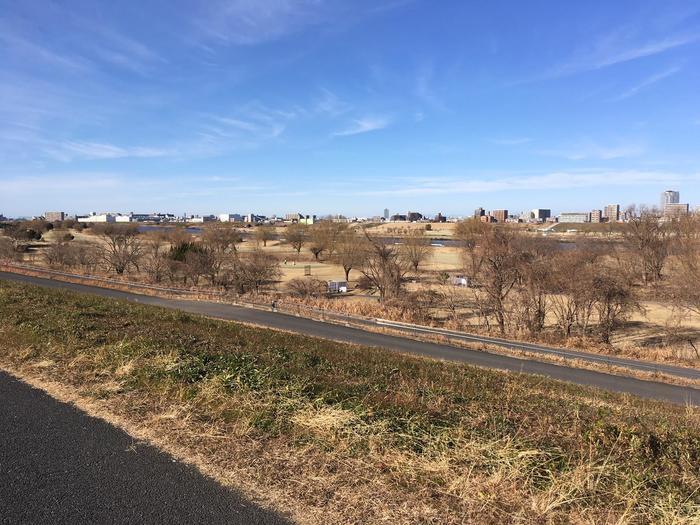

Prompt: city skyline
xmin=2 ymin=1 xmax=700 ymax=216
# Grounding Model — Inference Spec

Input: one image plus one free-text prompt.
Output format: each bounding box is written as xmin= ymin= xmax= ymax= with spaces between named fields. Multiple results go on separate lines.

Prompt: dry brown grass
xmin=1 ymin=280 xmax=700 ymax=524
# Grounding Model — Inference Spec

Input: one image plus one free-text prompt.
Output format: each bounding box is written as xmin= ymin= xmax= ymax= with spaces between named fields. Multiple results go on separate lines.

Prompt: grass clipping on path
xmin=1 ymin=281 xmax=699 ymax=524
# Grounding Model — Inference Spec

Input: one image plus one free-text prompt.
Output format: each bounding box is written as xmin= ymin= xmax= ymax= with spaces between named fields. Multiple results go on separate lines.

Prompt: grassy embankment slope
xmin=0 ymin=280 xmax=698 ymax=524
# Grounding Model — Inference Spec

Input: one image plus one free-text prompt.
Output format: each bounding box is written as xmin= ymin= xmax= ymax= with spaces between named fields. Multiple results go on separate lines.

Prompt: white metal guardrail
xmin=3 ymin=261 xmax=699 ymax=380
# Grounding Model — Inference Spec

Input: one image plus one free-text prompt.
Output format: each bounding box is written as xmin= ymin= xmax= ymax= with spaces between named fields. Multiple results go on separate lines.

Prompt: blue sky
xmin=1 ymin=0 xmax=699 ymax=218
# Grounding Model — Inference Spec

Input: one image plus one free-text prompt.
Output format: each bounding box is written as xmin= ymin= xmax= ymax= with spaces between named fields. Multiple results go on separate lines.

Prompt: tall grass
xmin=1 ymin=280 xmax=699 ymax=524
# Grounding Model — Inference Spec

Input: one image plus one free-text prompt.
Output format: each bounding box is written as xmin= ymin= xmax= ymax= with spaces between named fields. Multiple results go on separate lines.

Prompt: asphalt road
xmin=0 ymin=371 xmax=290 ymax=524
xmin=2 ymin=271 xmax=699 ymax=406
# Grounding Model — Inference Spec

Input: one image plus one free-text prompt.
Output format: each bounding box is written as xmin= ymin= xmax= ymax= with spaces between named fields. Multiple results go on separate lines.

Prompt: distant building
xmin=44 ymin=211 xmax=65 ymax=222
xmin=115 ymin=215 xmax=132 ymax=223
xmin=590 ymin=209 xmax=602 ymax=223
xmin=492 ymin=209 xmax=508 ymax=223
xmin=559 ymin=212 xmax=590 ymax=223
xmin=434 ymin=213 xmax=446 ymax=223
xmin=77 ymin=213 xmax=116 ymax=223
xmin=189 ymin=215 xmax=215 ymax=223
xmin=661 ymin=190 xmax=680 ymax=208
xmin=663 ymin=203 xmax=689 ymax=220
xmin=480 ymin=215 xmax=495 ymax=223
xmin=390 ymin=214 xmax=407 ymax=222
xmin=603 ymin=204 xmax=620 ymax=222
xmin=407 ymin=211 xmax=423 ymax=222
xmin=284 ymin=212 xmax=303 ymax=222
xmin=531 ymin=209 xmax=551 ymax=222
xmin=383 ymin=208 xmax=390 ymax=220
xmin=474 ymin=207 xmax=486 ymax=218
xmin=0 ymin=213 xmax=7 ymax=222
xmin=298 ymin=214 xmax=316 ymax=225
xmin=219 ymin=213 xmax=242 ymax=222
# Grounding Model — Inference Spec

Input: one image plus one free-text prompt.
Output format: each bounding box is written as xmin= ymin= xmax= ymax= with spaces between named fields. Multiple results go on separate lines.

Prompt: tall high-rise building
xmin=383 ymin=208 xmax=390 ymax=220
xmin=590 ymin=210 xmax=602 ymax=223
xmin=603 ymin=204 xmax=620 ymax=222
xmin=492 ymin=209 xmax=508 ymax=223
xmin=661 ymin=190 xmax=680 ymax=207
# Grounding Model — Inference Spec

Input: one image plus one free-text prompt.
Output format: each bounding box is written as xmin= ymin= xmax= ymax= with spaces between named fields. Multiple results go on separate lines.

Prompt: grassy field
xmin=1 ymin=280 xmax=699 ymax=524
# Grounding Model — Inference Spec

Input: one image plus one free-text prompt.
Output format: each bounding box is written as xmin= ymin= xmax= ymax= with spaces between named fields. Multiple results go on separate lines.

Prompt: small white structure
xmin=327 ymin=280 xmax=348 ymax=294
xmin=451 ymin=275 xmax=469 ymax=287
xmin=115 ymin=215 xmax=132 ymax=223
xmin=78 ymin=213 xmax=116 ymax=223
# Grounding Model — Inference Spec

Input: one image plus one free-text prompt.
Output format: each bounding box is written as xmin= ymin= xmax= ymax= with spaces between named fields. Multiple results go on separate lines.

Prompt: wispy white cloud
xmin=195 ymin=0 xmax=328 ymax=46
xmin=332 ymin=116 xmax=390 ymax=137
xmin=537 ymin=139 xmax=644 ymax=160
xmin=352 ymin=169 xmax=697 ymax=197
xmin=314 ymin=88 xmax=352 ymax=117
xmin=537 ymin=31 xmax=698 ymax=81
xmin=50 ymin=141 xmax=170 ymax=161
xmin=611 ymin=66 xmax=682 ymax=101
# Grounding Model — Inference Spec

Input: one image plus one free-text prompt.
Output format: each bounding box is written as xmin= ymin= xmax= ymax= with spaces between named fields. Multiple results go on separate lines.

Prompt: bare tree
xmin=231 ymin=249 xmax=281 ymax=295
xmin=288 ymin=278 xmax=327 ymax=298
xmin=622 ymin=206 xmax=672 ymax=285
xmin=94 ymin=224 xmax=143 ymax=275
xmin=474 ymin=228 xmax=522 ymax=335
xmin=334 ymin=231 xmax=367 ymax=281
xmin=254 ymin=225 xmax=275 ymax=247
xmin=513 ymin=238 xmax=553 ymax=337
xmin=286 ymin=223 xmax=307 ymax=255
xmin=360 ymin=233 xmax=411 ymax=301
xmin=402 ymin=228 xmax=432 ymax=274
xmin=671 ymin=214 xmax=700 ymax=315
xmin=200 ymin=224 xmax=242 ymax=284
xmin=592 ymin=270 xmax=640 ymax=344
xmin=141 ymin=232 xmax=171 ymax=283
xmin=454 ymin=218 xmax=489 ymax=280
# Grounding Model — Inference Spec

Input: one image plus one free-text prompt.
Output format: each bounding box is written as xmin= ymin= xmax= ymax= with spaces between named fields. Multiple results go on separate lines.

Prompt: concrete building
xmin=44 ymin=211 xmax=65 ymax=222
xmin=383 ymin=208 xmax=390 ymax=220
xmin=603 ymin=204 xmax=620 ymax=222
xmin=407 ymin=211 xmax=423 ymax=222
xmin=663 ymin=203 xmax=689 ymax=220
xmin=590 ymin=209 xmax=602 ymax=223
xmin=531 ymin=209 xmax=551 ymax=222
xmin=298 ymin=214 xmax=316 ymax=225
xmin=559 ymin=212 xmax=590 ymax=223
xmin=219 ymin=213 xmax=242 ymax=222
xmin=661 ymin=190 xmax=680 ymax=208
xmin=492 ymin=209 xmax=508 ymax=223
xmin=474 ymin=207 xmax=485 ymax=218
xmin=77 ymin=213 xmax=116 ymax=223
xmin=115 ymin=215 xmax=132 ymax=223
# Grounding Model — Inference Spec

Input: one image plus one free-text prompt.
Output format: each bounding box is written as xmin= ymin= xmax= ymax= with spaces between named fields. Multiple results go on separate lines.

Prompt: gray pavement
xmin=0 ymin=370 xmax=290 ymax=524
xmin=1 ymin=271 xmax=699 ymax=406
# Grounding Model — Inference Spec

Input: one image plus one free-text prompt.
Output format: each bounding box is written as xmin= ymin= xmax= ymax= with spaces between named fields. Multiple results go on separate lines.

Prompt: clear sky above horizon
xmin=1 ymin=0 xmax=699 ymax=218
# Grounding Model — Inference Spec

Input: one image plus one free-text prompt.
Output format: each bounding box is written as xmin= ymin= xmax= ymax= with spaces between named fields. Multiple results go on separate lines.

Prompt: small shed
xmin=327 ymin=280 xmax=349 ymax=294
xmin=451 ymin=275 xmax=469 ymax=287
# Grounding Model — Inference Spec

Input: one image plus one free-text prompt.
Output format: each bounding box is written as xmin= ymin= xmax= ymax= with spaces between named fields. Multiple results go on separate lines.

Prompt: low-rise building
xmin=559 ymin=212 xmax=590 ymax=223
xmin=663 ymin=203 xmax=689 ymax=220
xmin=77 ymin=213 xmax=116 ymax=223
xmin=44 ymin=211 xmax=65 ymax=222
xmin=590 ymin=209 xmax=602 ymax=223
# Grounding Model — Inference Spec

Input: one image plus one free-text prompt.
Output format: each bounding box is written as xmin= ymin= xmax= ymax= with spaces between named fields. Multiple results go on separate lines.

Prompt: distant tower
xmin=661 ymin=190 xmax=680 ymax=208
xmin=383 ymin=208 xmax=390 ymax=220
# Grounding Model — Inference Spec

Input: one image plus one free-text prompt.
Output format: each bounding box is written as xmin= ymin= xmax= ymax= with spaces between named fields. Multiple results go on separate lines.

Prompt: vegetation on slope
xmin=0 ymin=280 xmax=698 ymax=524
